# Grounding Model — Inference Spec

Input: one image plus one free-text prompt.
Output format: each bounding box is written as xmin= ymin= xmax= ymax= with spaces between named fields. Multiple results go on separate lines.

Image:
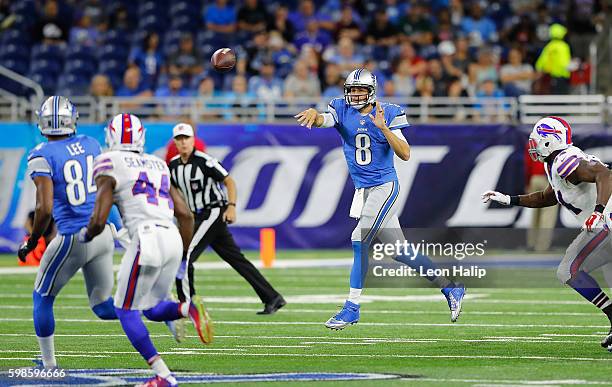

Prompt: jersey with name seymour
xmin=93 ymin=150 xmax=174 ymax=237
xmin=327 ymin=98 xmax=409 ymax=188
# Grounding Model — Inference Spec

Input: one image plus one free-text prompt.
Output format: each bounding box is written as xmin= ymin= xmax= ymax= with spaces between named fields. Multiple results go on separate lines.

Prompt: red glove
xmin=583 ymin=211 xmax=604 ymax=232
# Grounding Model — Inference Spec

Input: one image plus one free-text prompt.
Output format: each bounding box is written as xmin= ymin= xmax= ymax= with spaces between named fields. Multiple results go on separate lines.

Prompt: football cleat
xmin=135 ymin=375 xmax=177 ymax=387
xmin=188 ymin=298 xmax=213 ymax=344
xmin=164 ymin=320 xmax=184 ymax=343
xmin=600 ymin=327 xmax=612 ymax=349
xmin=442 ymin=283 xmax=466 ymax=322
xmin=324 ymin=300 xmax=360 ymax=330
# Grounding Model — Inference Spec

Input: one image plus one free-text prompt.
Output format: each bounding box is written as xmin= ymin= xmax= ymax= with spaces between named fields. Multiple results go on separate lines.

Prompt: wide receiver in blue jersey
xmin=295 ymin=69 xmax=466 ymax=330
xmin=17 ymin=96 xmax=117 ymax=368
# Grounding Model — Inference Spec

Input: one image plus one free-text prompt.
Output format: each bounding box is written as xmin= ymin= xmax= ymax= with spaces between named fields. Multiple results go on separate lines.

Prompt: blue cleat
xmin=325 ymin=301 xmax=360 ymax=330
xmin=442 ymin=283 xmax=466 ymax=322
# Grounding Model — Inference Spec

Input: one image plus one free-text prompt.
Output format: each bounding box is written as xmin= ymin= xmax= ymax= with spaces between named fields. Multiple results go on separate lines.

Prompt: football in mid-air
xmin=211 ymin=48 xmax=236 ymax=73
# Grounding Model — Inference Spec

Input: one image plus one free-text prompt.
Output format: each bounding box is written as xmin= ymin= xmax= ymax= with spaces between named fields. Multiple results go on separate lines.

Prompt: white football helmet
xmin=105 ymin=113 xmax=145 ymax=153
xmin=36 ymin=96 xmax=79 ymax=136
xmin=528 ymin=116 xmax=573 ymax=162
xmin=344 ymin=68 xmax=377 ymax=110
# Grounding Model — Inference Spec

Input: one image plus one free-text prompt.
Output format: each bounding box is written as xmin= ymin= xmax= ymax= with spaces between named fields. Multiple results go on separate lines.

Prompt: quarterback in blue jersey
xmin=17 ymin=96 xmax=117 ymax=368
xmin=295 ymin=69 xmax=466 ymax=330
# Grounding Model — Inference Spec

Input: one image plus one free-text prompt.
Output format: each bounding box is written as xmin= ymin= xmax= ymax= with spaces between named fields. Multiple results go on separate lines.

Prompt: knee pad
xmin=92 ymin=297 xmax=118 ymax=320
xmin=33 ymin=291 xmax=55 ymax=337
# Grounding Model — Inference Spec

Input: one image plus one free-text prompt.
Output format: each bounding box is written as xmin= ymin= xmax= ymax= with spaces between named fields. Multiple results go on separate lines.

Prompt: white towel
xmin=137 ymin=221 xmax=161 ymax=267
xmin=349 ymin=188 xmax=365 ymax=219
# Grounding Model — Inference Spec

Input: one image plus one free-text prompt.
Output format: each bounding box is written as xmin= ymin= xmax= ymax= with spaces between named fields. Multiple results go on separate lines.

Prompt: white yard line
xmin=414 ymin=378 xmax=611 ymax=385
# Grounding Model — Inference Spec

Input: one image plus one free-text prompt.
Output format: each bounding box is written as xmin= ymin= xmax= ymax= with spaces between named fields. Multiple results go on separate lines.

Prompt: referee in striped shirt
xmin=169 ymin=123 xmax=286 ymax=314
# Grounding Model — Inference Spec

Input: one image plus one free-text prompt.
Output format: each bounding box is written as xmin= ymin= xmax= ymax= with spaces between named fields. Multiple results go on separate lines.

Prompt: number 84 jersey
xmin=93 ymin=150 xmax=174 ymax=236
xmin=327 ymin=98 xmax=410 ymax=189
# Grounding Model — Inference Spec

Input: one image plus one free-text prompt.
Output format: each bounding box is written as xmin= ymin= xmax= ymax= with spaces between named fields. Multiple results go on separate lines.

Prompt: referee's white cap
xmin=172 ymin=123 xmax=194 ymax=138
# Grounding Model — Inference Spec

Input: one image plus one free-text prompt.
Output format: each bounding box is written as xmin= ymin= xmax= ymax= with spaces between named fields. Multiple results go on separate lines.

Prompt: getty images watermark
xmin=370 ymin=239 xmax=488 ymax=280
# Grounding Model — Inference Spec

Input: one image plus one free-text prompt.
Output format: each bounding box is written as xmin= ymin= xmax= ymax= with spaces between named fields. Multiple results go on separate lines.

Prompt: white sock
xmin=150 ymin=356 xmax=174 ymax=381
xmin=179 ymin=302 xmax=190 ymax=317
xmin=348 ymin=288 xmax=362 ymax=305
xmin=37 ymin=335 xmax=56 ymax=368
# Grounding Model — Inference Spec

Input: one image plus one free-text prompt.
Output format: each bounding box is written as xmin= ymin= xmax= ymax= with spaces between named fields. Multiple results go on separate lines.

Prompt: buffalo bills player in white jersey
xmin=483 ymin=116 xmax=612 ymax=351
xmin=83 ymin=114 xmax=210 ymax=386
xmin=18 ymin=96 xmax=118 ymax=368
xmin=296 ymin=69 xmax=466 ymax=330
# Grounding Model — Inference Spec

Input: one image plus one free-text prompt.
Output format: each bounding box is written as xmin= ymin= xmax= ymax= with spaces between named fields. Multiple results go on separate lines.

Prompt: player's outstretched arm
xmin=369 ymin=104 xmax=410 ymax=161
xmin=566 ymin=160 xmax=612 ymax=231
xmin=170 ymin=185 xmax=194 ymax=254
xmin=481 ymin=184 xmax=557 ymax=208
xmin=85 ymin=175 xmax=117 ymax=240
xmin=295 ymin=108 xmax=326 ymax=128
xmin=18 ymin=176 xmax=54 ymax=261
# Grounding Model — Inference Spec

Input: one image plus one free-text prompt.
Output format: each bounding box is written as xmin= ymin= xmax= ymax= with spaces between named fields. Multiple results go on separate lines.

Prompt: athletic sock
xmin=348 ymin=288 xmax=362 ymax=305
xmin=115 ymin=307 xmax=158 ymax=361
xmin=149 ymin=355 xmax=175 ymax=382
xmin=349 ymin=241 xmax=365 ymax=289
xmin=179 ymin=302 xmax=190 ymax=317
xmin=37 ymin=335 xmax=56 ymax=368
xmin=568 ymin=271 xmax=612 ymax=318
xmin=143 ymin=301 xmax=182 ymax=321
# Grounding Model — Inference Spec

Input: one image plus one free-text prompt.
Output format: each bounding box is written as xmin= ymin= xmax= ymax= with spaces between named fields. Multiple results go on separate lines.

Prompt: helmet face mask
xmin=36 ymin=96 xmax=79 ymax=136
xmin=344 ymin=69 xmax=376 ymax=110
xmin=105 ymin=113 xmax=146 ymax=153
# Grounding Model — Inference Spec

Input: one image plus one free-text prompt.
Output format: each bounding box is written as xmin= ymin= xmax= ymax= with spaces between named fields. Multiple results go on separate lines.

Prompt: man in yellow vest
xmin=536 ymin=23 xmax=571 ymax=94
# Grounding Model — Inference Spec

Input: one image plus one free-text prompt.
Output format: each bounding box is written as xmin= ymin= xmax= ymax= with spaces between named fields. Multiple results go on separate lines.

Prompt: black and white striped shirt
xmin=169 ymin=151 xmax=229 ymax=215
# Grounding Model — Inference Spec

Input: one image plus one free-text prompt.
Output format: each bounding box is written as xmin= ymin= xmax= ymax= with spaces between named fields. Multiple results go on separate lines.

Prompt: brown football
xmin=211 ymin=48 xmax=236 ymax=73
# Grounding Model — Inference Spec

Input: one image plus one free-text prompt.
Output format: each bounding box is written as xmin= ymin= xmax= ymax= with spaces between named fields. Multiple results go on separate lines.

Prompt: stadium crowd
xmin=0 ymin=0 xmax=607 ymax=104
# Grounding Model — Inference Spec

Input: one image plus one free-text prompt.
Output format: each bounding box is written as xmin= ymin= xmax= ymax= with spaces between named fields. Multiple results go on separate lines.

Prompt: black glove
xmin=17 ymin=238 xmax=37 ymax=262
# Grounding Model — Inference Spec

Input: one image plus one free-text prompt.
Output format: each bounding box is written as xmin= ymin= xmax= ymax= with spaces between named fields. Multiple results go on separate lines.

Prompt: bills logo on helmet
xmin=536 ymin=123 xmax=563 ymax=141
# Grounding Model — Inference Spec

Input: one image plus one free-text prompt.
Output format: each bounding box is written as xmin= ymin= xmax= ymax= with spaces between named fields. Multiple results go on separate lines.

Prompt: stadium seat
xmin=98 ymin=44 xmax=129 ymax=61
xmin=31 ymin=44 xmax=65 ymax=62
xmin=0 ymin=59 xmax=29 ymax=75
xmin=29 ymin=73 xmax=57 ymax=95
xmin=1 ymin=29 xmax=30 ymax=46
xmin=98 ymin=59 xmax=125 ymax=75
xmin=138 ymin=14 xmax=166 ymax=32
xmin=66 ymin=45 xmax=98 ymax=63
xmin=11 ymin=0 xmax=36 ymax=18
xmin=64 ymin=60 xmax=97 ymax=78
xmin=171 ymin=15 xmax=199 ymax=33
xmin=57 ymin=74 xmax=91 ymax=96
xmin=102 ymin=30 xmax=130 ymax=48
xmin=0 ymin=44 xmax=30 ymax=62
xmin=30 ymin=59 xmax=62 ymax=76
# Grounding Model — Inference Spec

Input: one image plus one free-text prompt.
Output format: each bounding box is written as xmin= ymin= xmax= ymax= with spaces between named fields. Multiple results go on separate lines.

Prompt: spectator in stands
xmin=364 ymin=59 xmax=391 ymax=97
xmin=451 ymin=36 xmax=471 ymax=75
xmin=284 ymin=60 xmax=320 ymax=99
xmin=321 ymin=63 xmax=343 ymax=98
xmin=237 ymin=0 xmax=267 ymax=35
xmin=244 ymin=30 xmax=270 ymax=76
xmin=434 ymin=8 xmax=455 ymax=43
xmin=535 ymin=24 xmax=571 ymax=94
xmin=428 ymin=59 xmax=450 ymax=97
xmin=156 ymin=74 xmax=191 ymax=120
xmin=205 ymin=0 xmax=236 ymax=35
xmin=298 ymin=44 xmax=320 ymax=74
xmin=169 ymin=34 xmax=203 ymax=80
xmin=460 ymin=2 xmax=497 ymax=48
xmin=107 ymin=5 xmax=130 ymax=31
xmin=69 ymin=14 xmax=99 ymax=47
xmin=392 ymin=59 xmax=416 ymax=97
xmin=248 ymin=60 xmax=283 ymax=102
xmin=469 ymin=47 xmax=499 ymax=92
xmin=289 ymin=0 xmax=334 ymax=34
xmin=366 ymin=8 xmax=398 ymax=47
xmin=224 ymin=75 xmax=261 ymax=120
xmin=507 ymin=14 xmax=536 ymax=58
xmin=129 ymin=32 xmax=164 ymax=90
xmin=81 ymin=0 xmax=105 ymax=27
xmin=438 ymin=41 xmax=464 ymax=80
xmin=294 ymin=19 xmax=330 ymax=52
xmin=268 ymin=31 xmax=295 ymax=79
xmin=567 ymin=0 xmax=598 ymax=61
xmin=325 ymin=37 xmax=364 ymax=76
xmin=446 ymin=76 xmax=469 ymax=121
xmin=534 ymin=4 xmax=553 ymax=45
xmin=398 ymin=2 xmax=433 ymax=45
xmin=334 ymin=6 xmax=362 ymax=42
xmin=196 ymin=74 xmax=222 ymax=121
xmin=33 ymin=0 xmax=70 ymax=45
xmin=474 ymin=79 xmax=507 ymax=123
xmin=500 ymin=48 xmax=536 ymax=96
xmin=413 ymin=75 xmax=435 ymax=99
xmin=268 ymin=5 xmax=295 ymax=44
xmin=90 ymin=74 xmax=114 ymax=97
xmin=116 ymin=66 xmax=152 ymax=97
xmin=393 ymin=42 xmax=427 ymax=78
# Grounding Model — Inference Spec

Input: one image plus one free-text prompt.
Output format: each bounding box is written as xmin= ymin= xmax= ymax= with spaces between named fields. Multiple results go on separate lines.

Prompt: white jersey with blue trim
xmin=545 ymin=145 xmax=604 ymax=224
xmin=327 ymin=98 xmax=409 ymax=188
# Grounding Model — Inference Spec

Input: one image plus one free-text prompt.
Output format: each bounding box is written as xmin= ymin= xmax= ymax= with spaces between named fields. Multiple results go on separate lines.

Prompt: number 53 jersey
xmin=327 ymin=98 xmax=410 ymax=189
xmin=27 ymin=135 xmax=101 ymax=235
xmin=93 ymin=150 xmax=175 ymax=237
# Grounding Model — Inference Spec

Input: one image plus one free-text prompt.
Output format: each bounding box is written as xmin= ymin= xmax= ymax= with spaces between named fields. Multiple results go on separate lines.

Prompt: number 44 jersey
xmin=27 ymin=135 xmax=101 ymax=235
xmin=93 ymin=150 xmax=174 ymax=237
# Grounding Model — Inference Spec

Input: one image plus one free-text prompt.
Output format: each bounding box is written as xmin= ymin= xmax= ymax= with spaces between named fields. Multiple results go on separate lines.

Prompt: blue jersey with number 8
xmin=27 ymin=135 xmax=101 ymax=235
xmin=327 ymin=98 xmax=410 ymax=188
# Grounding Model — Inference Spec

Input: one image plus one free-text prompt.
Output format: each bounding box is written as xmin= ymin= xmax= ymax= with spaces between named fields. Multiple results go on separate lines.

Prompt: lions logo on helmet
xmin=344 ymin=69 xmax=377 ymax=110
xmin=105 ymin=113 xmax=146 ymax=153
xmin=528 ymin=116 xmax=573 ymax=162
xmin=36 ymin=96 xmax=79 ymax=136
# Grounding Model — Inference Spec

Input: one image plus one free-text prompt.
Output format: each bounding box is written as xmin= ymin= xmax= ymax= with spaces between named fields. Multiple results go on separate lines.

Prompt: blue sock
xmin=568 ymin=271 xmax=608 ymax=305
xmin=92 ymin=297 xmax=118 ymax=320
xmin=394 ymin=249 xmax=452 ymax=288
xmin=143 ymin=301 xmax=182 ymax=322
xmin=115 ymin=307 xmax=158 ymax=361
xmin=33 ymin=291 xmax=55 ymax=337
xmin=349 ymin=241 xmax=365 ymax=289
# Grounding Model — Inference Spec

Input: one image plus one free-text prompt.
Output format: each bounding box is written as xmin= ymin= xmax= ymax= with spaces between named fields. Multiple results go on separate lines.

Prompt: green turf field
xmin=0 ymin=251 xmax=611 ymax=386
